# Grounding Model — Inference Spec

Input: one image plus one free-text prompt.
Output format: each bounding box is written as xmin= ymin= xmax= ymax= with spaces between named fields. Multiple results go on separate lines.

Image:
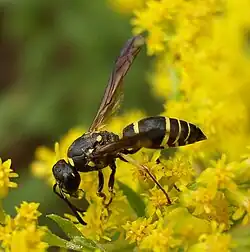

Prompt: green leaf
xmin=44 ymin=229 xmax=84 ymax=251
xmin=117 ymin=181 xmax=145 ymax=217
xmin=47 ymin=214 xmax=83 ymax=239
xmin=47 ymin=214 xmax=106 ymax=251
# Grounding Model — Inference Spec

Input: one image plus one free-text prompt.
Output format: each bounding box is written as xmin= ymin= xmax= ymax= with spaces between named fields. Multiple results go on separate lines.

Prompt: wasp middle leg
xmin=104 ymin=161 xmax=116 ymax=207
xmin=97 ymin=170 xmax=107 ymax=202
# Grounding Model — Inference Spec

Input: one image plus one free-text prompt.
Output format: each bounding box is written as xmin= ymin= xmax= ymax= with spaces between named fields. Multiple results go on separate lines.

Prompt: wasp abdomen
xmin=123 ymin=116 xmax=166 ymax=148
xmin=123 ymin=116 xmax=206 ymax=149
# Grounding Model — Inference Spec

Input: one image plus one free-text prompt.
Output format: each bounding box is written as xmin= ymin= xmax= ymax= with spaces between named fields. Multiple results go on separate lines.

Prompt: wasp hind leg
xmin=122 ymin=148 xmax=141 ymax=155
xmin=156 ymin=158 xmax=181 ymax=192
xmin=118 ymin=148 xmax=141 ymax=162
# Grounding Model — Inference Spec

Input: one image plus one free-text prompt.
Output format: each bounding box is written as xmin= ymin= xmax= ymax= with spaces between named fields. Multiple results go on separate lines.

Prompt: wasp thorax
xmin=52 ymin=159 xmax=81 ymax=194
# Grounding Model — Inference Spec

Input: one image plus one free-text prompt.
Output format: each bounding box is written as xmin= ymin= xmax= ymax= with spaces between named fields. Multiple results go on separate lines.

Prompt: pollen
xmin=88 ymin=161 xmax=96 ymax=167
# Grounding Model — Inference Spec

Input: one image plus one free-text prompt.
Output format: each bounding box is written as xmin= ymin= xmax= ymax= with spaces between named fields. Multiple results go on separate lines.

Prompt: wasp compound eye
xmin=52 ymin=159 xmax=81 ymax=194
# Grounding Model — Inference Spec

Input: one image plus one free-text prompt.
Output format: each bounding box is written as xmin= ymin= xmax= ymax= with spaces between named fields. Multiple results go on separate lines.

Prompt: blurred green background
xmin=0 ymin=0 xmax=161 ymax=230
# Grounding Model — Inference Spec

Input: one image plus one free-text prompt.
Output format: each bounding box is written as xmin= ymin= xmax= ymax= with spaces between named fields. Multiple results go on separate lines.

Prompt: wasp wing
xmin=92 ymin=130 xmax=162 ymax=158
xmin=89 ymin=35 xmax=145 ymax=131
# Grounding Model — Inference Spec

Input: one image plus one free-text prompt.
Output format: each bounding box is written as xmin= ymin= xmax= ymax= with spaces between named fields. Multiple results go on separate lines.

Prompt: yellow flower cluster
xmin=30 ymin=0 xmax=250 ymax=250
xmin=0 ymin=158 xmax=18 ymax=198
xmin=0 ymin=158 xmax=48 ymax=251
xmin=0 ymin=202 xmax=48 ymax=252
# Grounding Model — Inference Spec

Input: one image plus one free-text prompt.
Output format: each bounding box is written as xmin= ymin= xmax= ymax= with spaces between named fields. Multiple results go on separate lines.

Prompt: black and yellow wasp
xmin=52 ymin=35 xmax=206 ymax=225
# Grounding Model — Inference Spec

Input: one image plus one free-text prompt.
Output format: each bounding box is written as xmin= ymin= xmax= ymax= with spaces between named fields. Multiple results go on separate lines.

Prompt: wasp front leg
xmin=53 ymin=184 xmax=87 ymax=225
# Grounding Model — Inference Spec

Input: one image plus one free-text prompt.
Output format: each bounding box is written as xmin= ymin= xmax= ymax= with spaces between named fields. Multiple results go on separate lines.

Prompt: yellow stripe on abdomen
xmin=161 ymin=117 xmax=170 ymax=147
xmin=133 ymin=122 xmax=140 ymax=134
xmin=184 ymin=122 xmax=191 ymax=143
xmin=172 ymin=119 xmax=181 ymax=145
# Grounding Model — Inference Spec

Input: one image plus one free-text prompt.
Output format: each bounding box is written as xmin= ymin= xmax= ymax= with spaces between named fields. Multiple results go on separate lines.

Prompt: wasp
xmin=52 ymin=35 xmax=207 ymax=225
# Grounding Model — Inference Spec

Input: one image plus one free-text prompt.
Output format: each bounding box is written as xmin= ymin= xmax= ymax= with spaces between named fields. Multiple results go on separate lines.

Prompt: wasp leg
xmin=173 ymin=184 xmax=181 ymax=192
xmin=142 ymin=164 xmax=171 ymax=204
xmin=70 ymin=189 xmax=87 ymax=212
xmin=104 ymin=161 xmax=116 ymax=207
xmin=122 ymin=148 xmax=141 ymax=155
xmin=156 ymin=158 xmax=181 ymax=192
xmin=120 ymin=153 xmax=172 ymax=204
xmin=118 ymin=155 xmax=128 ymax=162
xmin=96 ymin=170 xmax=107 ymax=201
xmin=53 ymin=184 xmax=87 ymax=225
xmin=118 ymin=148 xmax=141 ymax=162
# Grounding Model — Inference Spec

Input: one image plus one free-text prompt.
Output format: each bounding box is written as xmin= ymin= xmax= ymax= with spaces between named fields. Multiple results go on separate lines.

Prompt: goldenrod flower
xmin=140 ymin=225 xmax=182 ymax=252
xmin=0 ymin=158 xmax=18 ymax=198
xmin=181 ymin=186 xmax=217 ymax=216
xmin=0 ymin=215 xmax=15 ymax=250
xmin=162 ymin=152 xmax=194 ymax=190
xmin=197 ymin=154 xmax=237 ymax=191
xmin=189 ymin=221 xmax=234 ymax=252
xmin=232 ymin=190 xmax=250 ymax=225
xmin=167 ymin=207 xmax=210 ymax=246
xmin=123 ymin=217 xmax=157 ymax=245
xmin=14 ymin=201 xmax=41 ymax=228
xmin=11 ymin=225 xmax=48 ymax=252
xmin=143 ymin=186 xmax=171 ymax=217
xmin=67 ymin=190 xmax=132 ymax=242
xmin=0 ymin=202 xmax=47 ymax=251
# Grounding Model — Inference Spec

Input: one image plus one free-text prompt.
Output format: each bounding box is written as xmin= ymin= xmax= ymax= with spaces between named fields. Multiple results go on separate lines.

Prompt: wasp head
xmin=52 ymin=159 xmax=81 ymax=194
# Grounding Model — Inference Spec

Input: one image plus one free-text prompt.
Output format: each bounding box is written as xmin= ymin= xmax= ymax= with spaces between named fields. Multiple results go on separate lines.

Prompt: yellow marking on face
xmin=68 ymin=158 xmax=74 ymax=166
xmin=133 ymin=122 xmax=139 ymax=134
xmin=96 ymin=135 xmax=102 ymax=142
xmin=161 ymin=117 xmax=170 ymax=147
xmin=172 ymin=119 xmax=181 ymax=144
xmin=184 ymin=122 xmax=190 ymax=143
xmin=88 ymin=161 xmax=96 ymax=167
